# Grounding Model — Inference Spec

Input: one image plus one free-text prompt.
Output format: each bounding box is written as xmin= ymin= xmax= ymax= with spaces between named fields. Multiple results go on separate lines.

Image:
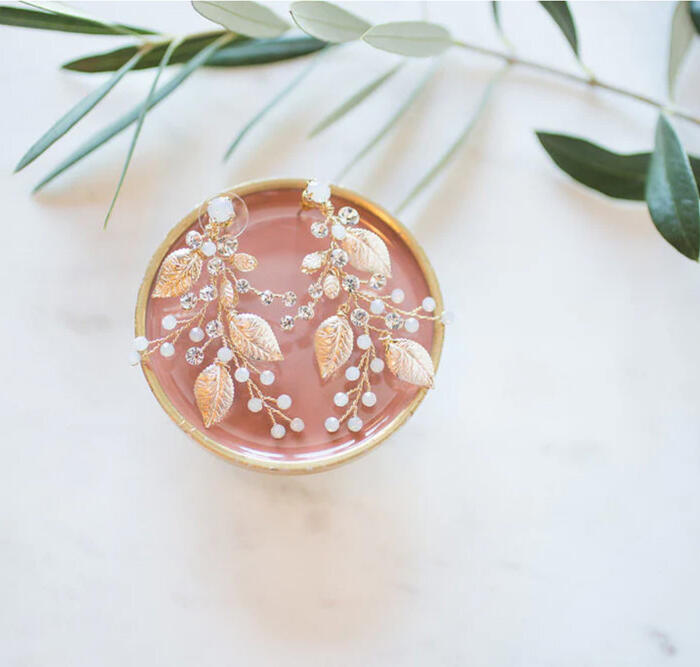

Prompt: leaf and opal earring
xmin=285 ymin=179 xmax=453 ymax=434
xmin=131 ymin=191 xmax=304 ymax=439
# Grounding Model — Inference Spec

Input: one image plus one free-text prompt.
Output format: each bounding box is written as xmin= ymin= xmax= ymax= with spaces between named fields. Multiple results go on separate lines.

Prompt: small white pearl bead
xmin=259 ymin=370 xmax=275 ymax=385
xmin=370 ymin=299 xmax=385 ymax=315
xmin=441 ymin=310 xmax=455 ymax=325
xmin=248 ymin=397 xmax=263 ymax=412
xmin=404 ymin=317 xmax=419 ymax=333
xmin=201 ymin=240 xmax=217 ymax=257
xmin=357 ymin=334 xmax=372 ymax=350
xmin=133 ymin=336 xmax=149 ymax=351
xmin=159 ymin=342 xmax=175 ymax=357
xmin=189 ymin=327 xmax=204 ymax=342
xmin=422 ymin=296 xmax=436 ymax=312
xmin=345 ymin=366 xmax=360 ymax=381
xmin=290 ymin=417 xmax=305 ymax=433
xmin=277 ymin=394 xmax=292 ymax=410
xmin=391 ymin=288 xmax=405 ymax=304
xmin=128 ymin=350 xmax=141 ymax=366
xmin=234 ymin=367 xmax=250 ymax=383
xmin=370 ymin=358 xmax=385 ymax=373
xmin=331 ymin=223 xmax=346 ymax=240
xmin=334 ymin=392 xmax=349 ymax=407
xmin=162 ymin=314 xmax=177 ymax=330
xmin=217 ymin=347 xmax=233 ymax=362
xmin=347 ymin=416 xmax=363 ymax=432
xmin=361 ymin=391 xmax=377 ymax=407
xmin=270 ymin=423 xmax=286 ymax=439
xmin=324 ymin=417 xmax=340 ymax=433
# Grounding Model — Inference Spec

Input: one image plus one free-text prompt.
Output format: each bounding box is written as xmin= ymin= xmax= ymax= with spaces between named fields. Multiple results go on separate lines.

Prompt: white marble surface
xmin=2 ymin=2 xmax=700 ymax=665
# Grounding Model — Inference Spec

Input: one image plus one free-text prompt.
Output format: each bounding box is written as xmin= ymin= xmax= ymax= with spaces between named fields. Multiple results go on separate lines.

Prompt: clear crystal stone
xmin=369 ymin=273 xmax=387 ymax=290
xmin=310 ymin=222 xmax=328 ymax=238
xmin=185 ymin=230 xmax=203 ymax=249
xmin=280 ymin=315 xmax=295 ymax=331
xmin=207 ymin=257 xmax=224 ymax=275
xmin=180 ymin=292 xmax=197 ymax=310
xmin=283 ymin=291 xmax=297 ymax=307
xmin=298 ymin=304 xmax=314 ymax=320
xmin=330 ymin=248 xmax=349 ymax=267
xmin=207 ymin=196 xmax=234 ymax=223
xmin=338 ymin=206 xmax=359 ymax=226
xmin=342 ymin=274 xmax=360 ymax=292
xmin=205 ymin=320 xmax=223 ymax=337
xmin=385 ymin=311 xmax=403 ymax=330
xmin=306 ymin=179 xmax=331 ymax=204
xmin=350 ymin=308 xmax=369 ymax=327
xmin=217 ymin=235 xmax=238 ymax=257
xmin=236 ymin=279 xmax=250 ymax=293
xmin=185 ymin=346 xmax=204 ymax=365
xmin=308 ymin=282 xmax=323 ymax=299
xmin=260 ymin=290 xmax=274 ymax=305
xmin=199 ymin=284 xmax=217 ymax=301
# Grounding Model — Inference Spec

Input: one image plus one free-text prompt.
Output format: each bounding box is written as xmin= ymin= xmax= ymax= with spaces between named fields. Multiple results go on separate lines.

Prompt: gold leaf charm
xmin=153 ymin=248 xmax=203 ymax=298
xmin=314 ymin=314 xmax=353 ymax=379
xmin=341 ymin=228 xmax=392 ymax=277
xmin=228 ymin=312 xmax=283 ymax=361
xmin=220 ymin=277 xmax=238 ymax=311
xmin=301 ymin=250 xmax=328 ymax=274
xmin=232 ymin=252 xmax=258 ymax=272
xmin=194 ymin=362 xmax=234 ymax=428
xmin=385 ymin=338 xmax=435 ymax=388
xmin=323 ymin=273 xmax=340 ymax=299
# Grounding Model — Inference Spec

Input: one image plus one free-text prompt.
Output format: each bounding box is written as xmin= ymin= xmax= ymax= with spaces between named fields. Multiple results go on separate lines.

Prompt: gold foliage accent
xmin=385 ymin=338 xmax=434 ymax=388
xmin=152 ymin=248 xmax=203 ymax=298
xmin=301 ymin=250 xmax=328 ymax=274
xmin=194 ymin=362 xmax=234 ymax=428
xmin=323 ymin=273 xmax=340 ymax=299
xmin=341 ymin=228 xmax=392 ymax=277
xmin=314 ymin=314 xmax=353 ymax=379
xmin=220 ymin=277 xmax=238 ymax=311
xmin=228 ymin=312 xmax=283 ymax=361
xmin=232 ymin=252 xmax=258 ymax=272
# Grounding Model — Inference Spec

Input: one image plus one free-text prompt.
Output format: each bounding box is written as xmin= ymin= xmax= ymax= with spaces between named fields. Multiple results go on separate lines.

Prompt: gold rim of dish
xmin=135 ymin=178 xmax=444 ymax=475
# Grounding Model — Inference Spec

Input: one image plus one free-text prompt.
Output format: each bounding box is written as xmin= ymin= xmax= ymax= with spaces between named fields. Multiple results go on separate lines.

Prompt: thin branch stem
xmin=452 ymin=39 xmax=700 ymax=126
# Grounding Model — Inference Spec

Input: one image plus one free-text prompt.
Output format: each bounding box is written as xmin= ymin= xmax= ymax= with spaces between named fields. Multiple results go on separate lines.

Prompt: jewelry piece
xmin=292 ymin=179 xmax=453 ymax=434
xmin=131 ymin=191 xmax=303 ymax=439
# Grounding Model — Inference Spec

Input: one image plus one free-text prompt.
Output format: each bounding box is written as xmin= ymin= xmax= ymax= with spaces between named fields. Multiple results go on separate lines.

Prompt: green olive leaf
xmin=539 ymin=2 xmax=579 ymax=57
xmin=362 ymin=21 xmax=452 ymax=57
xmin=645 ymin=114 xmax=700 ymax=260
xmin=191 ymin=1 xmax=288 ymax=38
xmin=290 ymin=1 xmax=370 ymax=43
xmin=668 ymin=2 xmax=695 ymax=99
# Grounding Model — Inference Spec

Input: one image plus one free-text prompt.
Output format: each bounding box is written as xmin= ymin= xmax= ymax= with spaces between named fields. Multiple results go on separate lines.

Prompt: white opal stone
xmin=207 ymin=196 xmax=234 ymax=223
xmin=217 ymin=347 xmax=233 ymax=362
xmin=441 ymin=310 xmax=455 ymax=324
xmin=270 ymin=423 xmax=286 ymax=439
xmin=357 ymin=334 xmax=372 ymax=350
xmin=348 ymin=416 xmax=363 ymax=432
xmin=307 ymin=179 xmax=331 ymax=203
xmin=391 ymin=288 xmax=405 ymax=304
xmin=189 ymin=327 xmax=205 ymax=343
xmin=248 ymin=397 xmax=263 ymax=412
xmin=361 ymin=391 xmax=377 ymax=407
xmin=201 ymin=240 xmax=217 ymax=257
xmin=290 ymin=417 xmax=305 ymax=433
xmin=128 ymin=350 xmax=141 ymax=366
xmin=370 ymin=299 xmax=385 ymax=315
xmin=234 ymin=367 xmax=250 ymax=383
xmin=133 ymin=336 xmax=149 ymax=352
xmin=324 ymin=417 xmax=340 ymax=433
xmin=162 ymin=314 xmax=177 ymax=330
xmin=345 ymin=366 xmax=360 ymax=381
xmin=277 ymin=394 xmax=292 ymax=410
xmin=159 ymin=342 xmax=175 ymax=358
xmin=331 ymin=223 xmax=346 ymax=240
xmin=422 ymin=296 xmax=436 ymax=312
xmin=370 ymin=358 xmax=385 ymax=373
xmin=404 ymin=317 xmax=419 ymax=333
xmin=260 ymin=370 xmax=275 ymax=385
xmin=334 ymin=392 xmax=349 ymax=407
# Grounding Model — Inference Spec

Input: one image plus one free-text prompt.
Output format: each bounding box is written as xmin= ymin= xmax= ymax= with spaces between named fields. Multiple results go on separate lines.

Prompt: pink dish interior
xmin=143 ymin=184 xmax=438 ymax=470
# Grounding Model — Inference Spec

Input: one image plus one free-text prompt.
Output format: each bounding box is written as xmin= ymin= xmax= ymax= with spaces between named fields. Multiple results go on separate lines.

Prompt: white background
xmin=2 ymin=2 xmax=699 ymax=665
